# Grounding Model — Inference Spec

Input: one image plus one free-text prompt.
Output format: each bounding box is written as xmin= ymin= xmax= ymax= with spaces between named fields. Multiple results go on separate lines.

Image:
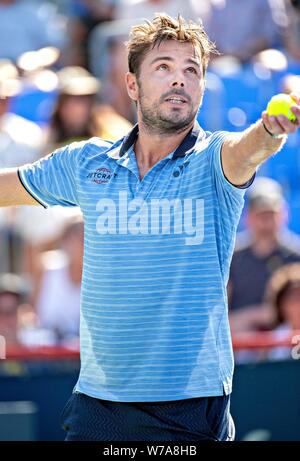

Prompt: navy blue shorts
xmin=60 ymin=392 xmax=235 ymax=441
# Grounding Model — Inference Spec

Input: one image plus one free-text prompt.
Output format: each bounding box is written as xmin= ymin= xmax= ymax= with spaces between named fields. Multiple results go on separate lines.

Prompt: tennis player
xmin=0 ymin=14 xmax=299 ymax=441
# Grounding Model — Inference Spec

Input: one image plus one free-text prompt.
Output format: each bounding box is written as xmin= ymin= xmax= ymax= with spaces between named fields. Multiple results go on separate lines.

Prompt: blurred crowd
xmin=0 ymin=0 xmax=300 ymax=362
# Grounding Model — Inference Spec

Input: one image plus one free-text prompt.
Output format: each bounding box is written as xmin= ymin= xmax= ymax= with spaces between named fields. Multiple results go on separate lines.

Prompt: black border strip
xmin=220 ymin=147 xmax=256 ymax=189
xmin=17 ymin=169 xmax=47 ymax=209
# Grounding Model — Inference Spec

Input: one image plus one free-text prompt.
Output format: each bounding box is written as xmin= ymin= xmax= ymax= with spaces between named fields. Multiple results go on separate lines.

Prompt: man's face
xmin=59 ymin=95 xmax=93 ymax=131
xmin=281 ymin=286 xmax=300 ymax=330
xmin=126 ymin=41 xmax=205 ymax=134
xmin=247 ymin=208 xmax=284 ymax=239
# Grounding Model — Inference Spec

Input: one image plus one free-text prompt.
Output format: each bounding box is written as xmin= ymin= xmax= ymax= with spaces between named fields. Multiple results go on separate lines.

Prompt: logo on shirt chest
xmin=87 ymin=168 xmax=116 ymax=184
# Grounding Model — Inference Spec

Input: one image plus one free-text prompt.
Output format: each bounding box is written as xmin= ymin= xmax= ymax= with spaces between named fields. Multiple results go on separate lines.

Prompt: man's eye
xmin=157 ymin=64 xmax=168 ymax=70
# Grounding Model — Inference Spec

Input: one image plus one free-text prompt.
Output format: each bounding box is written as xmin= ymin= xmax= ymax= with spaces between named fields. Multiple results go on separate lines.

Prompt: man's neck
xmin=134 ymin=121 xmax=194 ymax=179
xmin=252 ymin=235 xmax=279 ymax=257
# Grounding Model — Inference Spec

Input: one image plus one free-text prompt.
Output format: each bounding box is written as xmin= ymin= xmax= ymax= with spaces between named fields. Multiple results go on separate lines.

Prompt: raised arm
xmin=0 ymin=168 xmax=40 ymax=207
xmin=221 ymin=93 xmax=300 ymax=186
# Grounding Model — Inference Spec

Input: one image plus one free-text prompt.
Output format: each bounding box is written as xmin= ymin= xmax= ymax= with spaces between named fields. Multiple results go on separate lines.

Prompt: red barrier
xmin=4 ymin=345 xmax=80 ymax=360
xmin=233 ymin=330 xmax=300 ymax=350
xmin=3 ymin=330 xmax=300 ymax=359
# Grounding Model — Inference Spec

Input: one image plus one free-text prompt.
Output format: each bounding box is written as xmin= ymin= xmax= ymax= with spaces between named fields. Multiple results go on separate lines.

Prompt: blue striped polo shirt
xmin=18 ymin=122 xmax=254 ymax=402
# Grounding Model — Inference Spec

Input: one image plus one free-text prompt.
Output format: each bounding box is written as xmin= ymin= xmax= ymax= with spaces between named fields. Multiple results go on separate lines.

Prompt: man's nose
xmin=171 ymin=71 xmax=185 ymax=87
xmin=171 ymin=80 xmax=184 ymax=87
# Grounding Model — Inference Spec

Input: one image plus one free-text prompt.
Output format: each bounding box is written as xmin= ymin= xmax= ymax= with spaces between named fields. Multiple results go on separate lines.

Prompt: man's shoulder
xmin=59 ymin=136 xmax=121 ymax=161
xmin=192 ymin=130 xmax=229 ymax=156
xmin=80 ymin=136 xmax=115 ymax=152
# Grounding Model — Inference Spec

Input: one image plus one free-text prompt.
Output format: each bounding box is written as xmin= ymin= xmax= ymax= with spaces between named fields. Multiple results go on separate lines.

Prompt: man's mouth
xmin=165 ymin=96 xmax=187 ymax=104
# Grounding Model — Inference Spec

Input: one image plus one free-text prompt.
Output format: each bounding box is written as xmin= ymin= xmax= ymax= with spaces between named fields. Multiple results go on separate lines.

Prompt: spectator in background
xmin=0 ymin=0 xmax=67 ymax=63
xmin=34 ymin=214 xmax=83 ymax=345
xmin=0 ymin=273 xmax=55 ymax=348
xmin=264 ymin=263 xmax=300 ymax=360
xmin=228 ymin=177 xmax=300 ymax=333
xmin=284 ymin=0 xmax=300 ymax=61
xmin=66 ymin=0 xmax=117 ymax=68
xmin=0 ymin=60 xmax=45 ymax=168
xmin=196 ymin=0 xmax=289 ymax=63
xmin=0 ymin=273 xmax=28 ymax=346
xmin=47 ymin=66 xmax=101 ymax=149
xmin=47 ymin=65 xmax=132 ymax=147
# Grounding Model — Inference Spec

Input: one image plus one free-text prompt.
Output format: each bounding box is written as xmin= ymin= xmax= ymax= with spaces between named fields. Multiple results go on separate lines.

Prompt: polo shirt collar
xmin=107 ymin=121 xmax=206 ymax=161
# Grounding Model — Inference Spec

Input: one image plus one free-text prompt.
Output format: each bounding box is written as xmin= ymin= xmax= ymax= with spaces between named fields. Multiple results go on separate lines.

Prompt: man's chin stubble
xmin=141 ymin=111 xmax=195 ymax=136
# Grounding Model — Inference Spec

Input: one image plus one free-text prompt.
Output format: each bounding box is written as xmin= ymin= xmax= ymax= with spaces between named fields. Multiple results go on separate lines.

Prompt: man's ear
xmin=125 ymin=72 xmax=139 ymax=101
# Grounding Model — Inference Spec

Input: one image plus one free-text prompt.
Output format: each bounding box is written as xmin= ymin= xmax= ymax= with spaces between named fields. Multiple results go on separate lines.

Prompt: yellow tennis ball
xmin=267 ymin=94 xmax=296 ymax=122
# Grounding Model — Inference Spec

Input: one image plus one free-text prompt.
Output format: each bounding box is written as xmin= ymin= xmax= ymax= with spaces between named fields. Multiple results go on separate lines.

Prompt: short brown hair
xmin=126 ymin=13 xmax=217 ymax=79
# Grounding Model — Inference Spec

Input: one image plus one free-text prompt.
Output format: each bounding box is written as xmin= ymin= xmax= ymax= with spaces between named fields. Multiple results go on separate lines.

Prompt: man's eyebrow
xmin=150 ymin=56 xmax=201 ymax=68
xmin=150 ymin=56 xmax=174 ymax=65
xmin=186 ymin=58 xmax=201 ymax=69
